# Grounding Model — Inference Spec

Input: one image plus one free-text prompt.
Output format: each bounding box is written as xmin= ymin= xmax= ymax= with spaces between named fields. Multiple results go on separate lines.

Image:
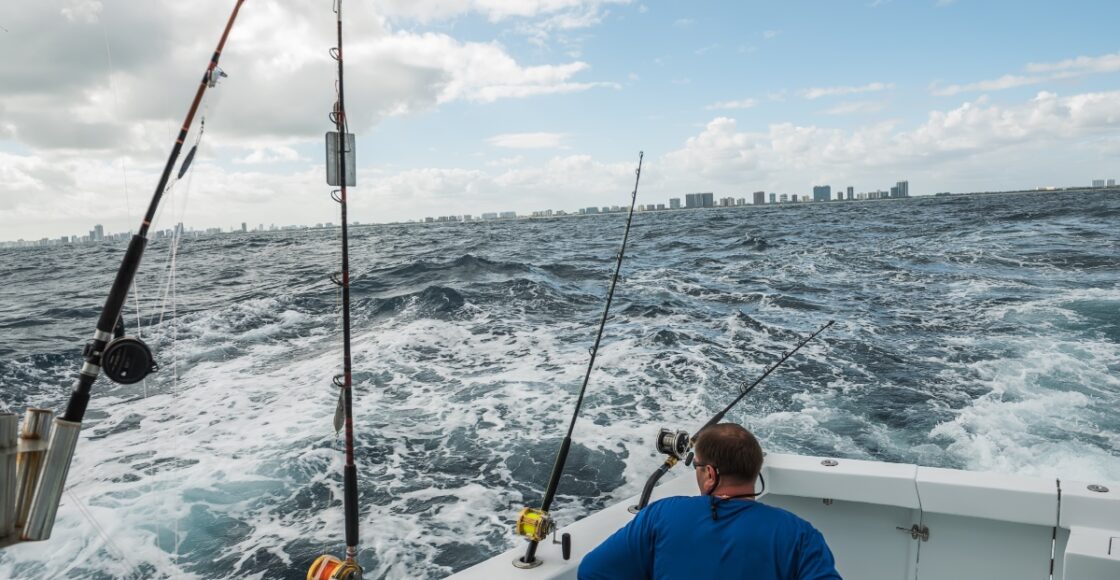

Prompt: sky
xmin=2 ymin=0 xmax=1120 ymax=241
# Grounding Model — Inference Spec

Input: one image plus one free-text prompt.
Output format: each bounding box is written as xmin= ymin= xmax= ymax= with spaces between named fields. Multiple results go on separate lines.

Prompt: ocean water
xmin=1 ymin=190 xmax=1118 ymax=579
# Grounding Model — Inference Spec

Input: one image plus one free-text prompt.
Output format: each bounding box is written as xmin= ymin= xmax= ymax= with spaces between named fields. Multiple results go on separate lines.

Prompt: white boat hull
xmin=450 ymin=453 xmax=1120 ymax=579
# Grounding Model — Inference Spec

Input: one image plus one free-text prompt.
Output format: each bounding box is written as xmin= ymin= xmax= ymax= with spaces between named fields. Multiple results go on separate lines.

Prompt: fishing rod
xmin=631 ymin=319 xmax=835 ymax=512
xmin=0 ymin=1 xmax=245 ymax=547
xmin=308 ymin=1 xmax=363 ymax=579
xmin=513 ymin=151 xmax=644 ymax=569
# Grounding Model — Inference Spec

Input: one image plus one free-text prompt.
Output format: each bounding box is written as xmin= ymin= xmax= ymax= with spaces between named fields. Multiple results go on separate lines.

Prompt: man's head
xmin=692 ymin=423 xmax=764 ymax=495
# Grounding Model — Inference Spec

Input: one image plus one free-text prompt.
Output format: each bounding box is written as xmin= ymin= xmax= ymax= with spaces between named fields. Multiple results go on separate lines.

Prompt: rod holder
xmin=22 ymin=418 xmax=80 ymax=541
xmin=1 ymin=413 xmax=17 ymax=540
xmin=15 ymin=409 xmax=53 ymax=531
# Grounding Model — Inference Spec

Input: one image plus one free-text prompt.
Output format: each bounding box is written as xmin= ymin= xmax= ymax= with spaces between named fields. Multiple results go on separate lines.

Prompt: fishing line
xmin=631 ymin=319 xmax=835 ymax=512
xmin=100 ymin=16 xmax=132 ymax=221
xmin=10 ymin=4 xmax=250 ymax=553
xmin=63 ymin=488 xmax=136 ymax=576
xmin=143 ymin=104 xmax=208 ymax=400
xmin=100 ymin=7 xmax=149 ymax=397
xmin=513 ymin=151 xmax=644 ymax=568
xmin=308 ymin=3 xmax=364 ymax=576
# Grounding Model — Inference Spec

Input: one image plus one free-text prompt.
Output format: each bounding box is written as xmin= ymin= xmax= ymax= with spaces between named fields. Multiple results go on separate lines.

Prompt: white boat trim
xmin=449 ymin=452 xmax=1120 ymax=579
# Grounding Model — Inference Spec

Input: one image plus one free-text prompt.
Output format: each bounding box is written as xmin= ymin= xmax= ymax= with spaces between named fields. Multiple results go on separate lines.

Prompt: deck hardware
xmin=1087 ymin=484 xmax=1109 ymax=493
xmin=896 ymin=524 xmax=930 ymax=541
xmin=821 ymin=459 xmax=838 ymax=467
xmin=822 ymin=498 xmax=833 ymax=505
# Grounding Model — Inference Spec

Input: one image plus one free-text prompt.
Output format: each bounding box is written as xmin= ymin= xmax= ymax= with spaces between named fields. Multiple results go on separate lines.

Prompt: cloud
xmin=673 ymin=18 xmax=693 ymax=27
xmin=802 ymin=82 xmax=893 ymax=99
xmin=61 ymin=0 xmax=103 ymax=23
xmin=933 ymin=51 xmax=1120 ymax=96
xmin=375 ymin=0 xmax=631 ymax=25
xmin=486 ymin=155 xmax=525 ymax=167
xmin=232 ymin=145 xmax=304 ymax=165
xmin=660 ymin=90 xmax=1120 ymax=191
xmin=487 ymin=132 xmax=568 ymax=149
xmin=6 ymin=90 xmax=1120 ymax=239
xmin=762 ymin=30 xmax=781 ymax=39
xmin=0 ymin=1 xmax=613 ymax=155
xmin=706 ymin=98 xmax=758 ymax=110
xmin=350 ymin=154 xmax=635 ymax=219
xmin=1025 ymin=51 xmax=1120 ymax=74
xmin=823 ymin=101 xmax=887 ymax=115
xmin=931 ymin=74 xmax=1041 ymax=96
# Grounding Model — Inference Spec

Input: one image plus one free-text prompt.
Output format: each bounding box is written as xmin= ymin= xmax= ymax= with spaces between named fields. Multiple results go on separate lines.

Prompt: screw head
xmin=1087 ymin=484 xmax=1110 ymax=493
xmin=821 ymin=459 xmax=838 ymax=467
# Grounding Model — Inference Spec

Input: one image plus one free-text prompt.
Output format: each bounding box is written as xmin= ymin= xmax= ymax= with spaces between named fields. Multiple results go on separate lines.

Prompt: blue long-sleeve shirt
xmin=578 ymin=496 xmax=841 ymax=580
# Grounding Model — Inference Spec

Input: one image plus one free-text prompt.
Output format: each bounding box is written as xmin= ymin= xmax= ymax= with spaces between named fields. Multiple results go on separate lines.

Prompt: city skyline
xmin=3 ymin=2 xmax=1120 ymax=240
xmin=6 ymin=180 xmax=1117 ymax=247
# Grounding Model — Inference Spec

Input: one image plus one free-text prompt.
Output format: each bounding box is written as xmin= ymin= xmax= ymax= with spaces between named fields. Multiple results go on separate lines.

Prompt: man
xmin=578 ymin=423 xmax=840 ymax=579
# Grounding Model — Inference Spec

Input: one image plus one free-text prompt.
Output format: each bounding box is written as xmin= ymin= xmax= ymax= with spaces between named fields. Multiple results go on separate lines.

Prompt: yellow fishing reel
xmin=308 ymin=555 xmax=363 ymax=580
xmin=515 ymin=507 xmax=553 ymax=542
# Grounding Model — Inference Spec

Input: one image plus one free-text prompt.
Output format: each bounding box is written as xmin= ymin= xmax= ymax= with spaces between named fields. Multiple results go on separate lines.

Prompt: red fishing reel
xmin=308 ymin=555 xmax=363 ymax=580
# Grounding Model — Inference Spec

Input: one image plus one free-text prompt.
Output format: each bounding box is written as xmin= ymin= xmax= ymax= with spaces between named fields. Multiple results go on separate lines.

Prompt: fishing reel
xmin=655 ymin=427 xmax=691 ymax=461
xmin=514 ymin=507 xmax=571 ymax=567
xmin=308 ymin=555 xmax=363 ymax=580
xmin=515 ymin=507 xmax=553 ymax=543
xmin=100 ymin=336 xmax=158 ymax=384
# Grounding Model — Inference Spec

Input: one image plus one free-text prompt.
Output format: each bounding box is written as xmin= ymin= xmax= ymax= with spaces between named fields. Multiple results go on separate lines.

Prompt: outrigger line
xmin=0 ymin=0 xmax=245 ymax=548
xmin=307 ymin=1 xmax=363 ymax=579
xmin=631 ymin=319 xmax=836 ymax=512
xmin=514 ymin=151 xmax=645 ymax=569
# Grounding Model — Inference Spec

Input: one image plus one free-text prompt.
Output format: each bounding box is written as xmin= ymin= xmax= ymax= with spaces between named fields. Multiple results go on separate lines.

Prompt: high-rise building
xmin=792 ymin=194 xmax=799 ymax=202
xmin=1109 ymin=179 xmax=1117 ymax=187
xmin=890 ymin=186 xmax=899 ymax=198
xmin=753 ymin=191 xmax=766 ymax=205
xmin=779 ymin=194 xmax=789 ymax=203
xmin=769 ymin=193 xmax=777 ymax=204
xmin=1093 ymin=179 xmax=1106 ymax=187
xmin=836 ymin=191 xmax=844 ymax=201
xmin=896 ymin=180 xmax=909 ymax=197
xmin=813 ymin=185 xmax=831 ymax=202
xmin=847 ymin=186 xmax=854 ymax=200
xmin=685 ymin=193 xmax=715 ymax=208
xmin=670 ymin=198 xmax=681 ymax=209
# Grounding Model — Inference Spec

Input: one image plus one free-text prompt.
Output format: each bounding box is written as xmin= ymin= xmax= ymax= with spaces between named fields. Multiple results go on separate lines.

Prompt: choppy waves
xmin=1 ymin=190 xmax=1118 ymax=579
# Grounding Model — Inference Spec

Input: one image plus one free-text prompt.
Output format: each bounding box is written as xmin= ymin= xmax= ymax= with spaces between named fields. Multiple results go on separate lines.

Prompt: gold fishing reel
xmin=515 ymin=507 xmax=554 ymax=543
xmin=308 ymin=555 xmax=363 ymax=580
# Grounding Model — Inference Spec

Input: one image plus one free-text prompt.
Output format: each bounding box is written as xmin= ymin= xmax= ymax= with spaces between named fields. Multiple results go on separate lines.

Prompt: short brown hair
xmin=694 ymin=423 xmax=763 ymax=483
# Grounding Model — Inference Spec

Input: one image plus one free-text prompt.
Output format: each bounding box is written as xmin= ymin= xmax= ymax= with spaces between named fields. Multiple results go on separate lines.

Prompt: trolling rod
xmin=631 ymin=319 xmax=835 ymax=512
xmin=513 ymin=152 xmax=645 ymax=569
xmin=0 ymin=1 xmax=245 ymax=547
xmin=307 ymin=1 xmax=363 ymax=579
